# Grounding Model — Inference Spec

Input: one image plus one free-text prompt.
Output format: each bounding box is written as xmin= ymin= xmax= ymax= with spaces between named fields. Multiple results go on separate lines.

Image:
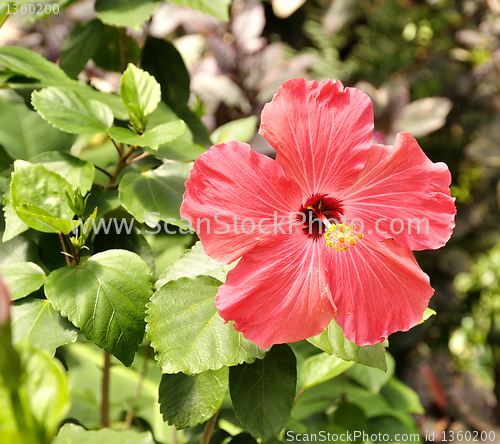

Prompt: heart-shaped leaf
xmin=45 ymin=250 xmax=153 ymax=366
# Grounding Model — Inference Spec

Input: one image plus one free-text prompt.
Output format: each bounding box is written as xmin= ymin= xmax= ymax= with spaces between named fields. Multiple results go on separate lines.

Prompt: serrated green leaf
xmin=108 ymin=121 xmax=185 ymax=149
xmin=347 ymin=353 xmax=395 ymax=393
xmin=119 ymin=161 xmax=191 ymax=226
xmin=146 ymin=275 xmax=266 ymax=375
xmin=300 ymin=352 xmax=353 ymax=389
xmin=45 ymin=250 xmax=153 ymax=366
xmin=32 ymin=87 xmax=113 ymax=135
xmin=11 ymin=298 xmax=77 ymax=356
xmin=0 ymin=90 xmax=74 ymax=161
xmin=29 ymin=152 xmax=95 ymax=194
xmin=54 ymin=423 xmax=155 ymax=444
xmin=155 ymin=241 xmax=234 ymax=289
xmin=95 ymin=0 xmax=161 ymax=30
xmin=120 ymin=63 xmax=161 ymax=131
xmin=60 ymin=19 xmax=105 ymax=79
xmin=0 ymin=46 xmax=71 ymax=84
xmin=11 ymin=161 xmax=75 ymax=234
xmin=308 ymin=318 xmax=387 ymax=371
xmin=211 ymin=116 xmax=258 ymax=144
xmin=229 ymin=344 xmax=296 ymax=441
xmin=0 ymin=262 xmax=45 ymax=301
xmin=159 ymin=367 xmax=228 ymax=429
xmin=168 ymin=0 xmax=231 ymax=21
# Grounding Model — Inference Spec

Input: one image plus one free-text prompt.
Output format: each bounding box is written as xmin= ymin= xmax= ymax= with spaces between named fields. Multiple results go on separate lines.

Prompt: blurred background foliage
xmin=2 ymin=0 xmax=500 ymax=442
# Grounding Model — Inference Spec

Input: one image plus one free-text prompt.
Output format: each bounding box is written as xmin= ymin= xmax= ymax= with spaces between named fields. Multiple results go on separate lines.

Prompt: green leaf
xmin=142 ymin=37 xmax=190 ymax=112
xmin=29 ymin=152 xmax=95 ymax=194
xmin=417 ymin=307 xmax=436 ymax=325
xmin=167 ymin=0 xmax=231 ymax=21
xmin=45 ymin=250 xmax=153 ymax=366
xmin=229 ymin=344 xmax=296 ymax=441
xmin=159 ymin=367 xmax=228 ymax=429
xmin=211 ymin=116 xmax=258 ymax=144
xmin=11 ymin=161 xmax=75 ymax=234
xmin=155 ymin=241 xmax=234 ymax=289
xmin=95 ymin=0 xmax=161 ymax=31
xmin=79 ymin=86 xmax=129 ymax=121
xmin=92 ymin=25 xmax=140 ymax=73
xmin=17 ymin=341 xmax=70 ymax=441
xmin=142 ymin=37 xmax=211 ymax=145
xmin=0 ymin=90 xmax=74 ymax=160
xmin=300 ymin=352 xmax=353 ymax=390
xmin=120 ymin=63 xmax=161 ymax=131
xmin=2 ymin=187 xmax=30 ymax=242
xmin=0 ymin=46 xmax=71 ymax=84
xmin=119 ymin=161 xmax=192 ymax=226
xmin=0 ymin=262 xmax=46 ymax=301
xmin=60 ymin=19 xmax=105 ymax=78
xmin=380 ymin=378 xmax=425 ymax=415
xmin=332 ymin=401 xmax=367 ymax=431
xmin=308 ymin=318 xmax=387 ymax=371
xmin=107 ymin=121 xmax=185 ymax=149
xmin=147 ymin=103 xmax=206 ymax=160
xmin=0 ymin=233 xmax=38 ymax=267
xmin=146 ymin=275 xmax=266 ymax=375
xmin=31 ymin=87 xmax=114 ymax=135
xmin=15 ymin=204 xmax=76 ymax=234
xmin=54 ymin=423 xmax=155 ymax=443
xmin=11 ymin=298 xmax=78 ymax=356
xmin=347 ymin=353 xmax=395 ymax=394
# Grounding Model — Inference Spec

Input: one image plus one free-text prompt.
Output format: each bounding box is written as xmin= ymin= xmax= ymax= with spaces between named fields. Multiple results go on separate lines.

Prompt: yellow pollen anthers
xmin=324 ymin=224 xmax=364 ymax=251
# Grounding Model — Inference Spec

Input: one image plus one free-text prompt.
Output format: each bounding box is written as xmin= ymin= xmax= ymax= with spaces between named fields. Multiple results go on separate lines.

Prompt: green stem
xmin=199 ymin=409 xmax=220 ymax=444
xmin=101 ymin=352 xmax=111 ymax=428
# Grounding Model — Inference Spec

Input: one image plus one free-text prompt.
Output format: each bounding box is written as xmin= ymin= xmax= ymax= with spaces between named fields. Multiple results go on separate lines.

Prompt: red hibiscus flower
xmin=181 ymin=78 xmax=456 ymax=348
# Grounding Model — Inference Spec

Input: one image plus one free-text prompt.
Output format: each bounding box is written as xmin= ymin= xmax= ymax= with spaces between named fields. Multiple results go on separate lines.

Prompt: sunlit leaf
xmin=11 ymin=298 xmax=77 ymax=356
xmin=95 ymin=0 xmax=161 ymax=31
xmin=107 ymin=121 xmax=185 ymax=149
xmin=308 ymin=318 xmax=387 ymax=371
xmin=146 ymin=275 xmax=266 ymax=375
xmin=32 ymin=87 xmax=114 ymax=135
xmin=0 ymin=262 xmax=45 ymax=301
xmin=45 ymin=250 xmax=153 ymax=366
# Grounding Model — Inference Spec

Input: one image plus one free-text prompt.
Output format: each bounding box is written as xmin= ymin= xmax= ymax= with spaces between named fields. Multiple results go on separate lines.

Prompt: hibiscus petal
xmin=180 ymin=141 xmax=303 ymax=264
xmin=324 ymin=239 xmax=433 ymax=346
xmin=216 ymin=231 xmax=335 ymax=348
xmin=259 ymin=77 xmax=373 ymax=196
xmin=337 ymin=132 xmax=456 ymax=250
